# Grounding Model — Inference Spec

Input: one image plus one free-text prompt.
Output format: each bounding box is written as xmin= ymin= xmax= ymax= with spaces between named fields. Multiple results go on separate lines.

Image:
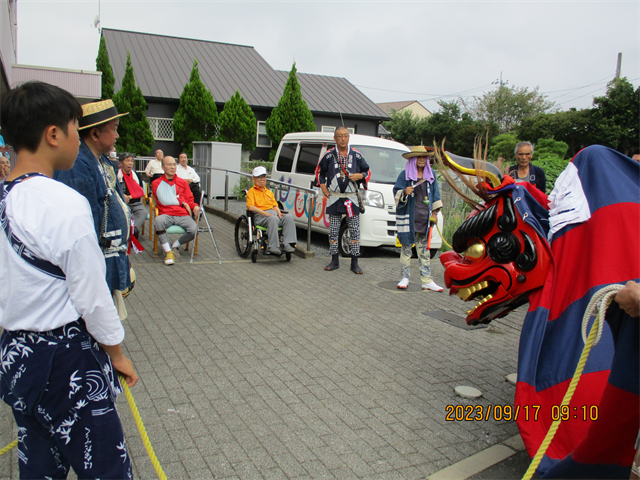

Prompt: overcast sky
xmin=15 ymin=0 xmax=640 ymax=113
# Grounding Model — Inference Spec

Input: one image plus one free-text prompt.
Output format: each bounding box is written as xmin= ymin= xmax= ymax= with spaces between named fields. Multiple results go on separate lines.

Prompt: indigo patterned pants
xmin=0 ymin=321 xmax=132 ymax=479
xmin=400 ymin=231 xmax=433 ymax=284
xmin=329 ymin=214 xmax=360 ymax=256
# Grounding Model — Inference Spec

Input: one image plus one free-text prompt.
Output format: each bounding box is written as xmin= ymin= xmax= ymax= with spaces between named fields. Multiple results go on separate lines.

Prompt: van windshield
xmin=351 ymin=145 xmax=408 ymax=184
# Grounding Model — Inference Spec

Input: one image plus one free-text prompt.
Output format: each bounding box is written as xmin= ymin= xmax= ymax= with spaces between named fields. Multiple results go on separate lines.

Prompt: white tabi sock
xmin=162 ymin=242 xmax=171 ymax=253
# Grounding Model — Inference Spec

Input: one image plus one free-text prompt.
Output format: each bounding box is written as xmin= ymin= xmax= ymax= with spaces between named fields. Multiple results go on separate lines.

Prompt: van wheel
xmin=338 ymin=222 xmax=351 ymax=257
xmin=430 ymin=248 xmax=438 ymax=259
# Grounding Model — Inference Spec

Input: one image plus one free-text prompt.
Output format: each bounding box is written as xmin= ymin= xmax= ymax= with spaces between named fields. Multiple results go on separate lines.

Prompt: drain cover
xmin=377 ymin=281 xmax=423 ymax=292
xmin=424 ymin=310 xmax=487 ymax=330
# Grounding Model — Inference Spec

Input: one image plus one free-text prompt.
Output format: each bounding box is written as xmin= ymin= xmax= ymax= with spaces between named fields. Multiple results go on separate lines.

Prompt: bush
xmin=533 ymin=155 xmax=570 ymax=193
xmin=232 ymin=160 xmax=273 ymax=198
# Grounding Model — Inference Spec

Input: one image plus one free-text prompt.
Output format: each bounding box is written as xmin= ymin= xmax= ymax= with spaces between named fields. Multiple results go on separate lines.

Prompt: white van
xmin=271 ymin=132 xmax=443 ymax=257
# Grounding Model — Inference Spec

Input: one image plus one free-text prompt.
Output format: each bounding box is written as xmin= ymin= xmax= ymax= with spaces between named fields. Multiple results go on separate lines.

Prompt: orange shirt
xmin=246 ymin=185 xmax=278 ymax=211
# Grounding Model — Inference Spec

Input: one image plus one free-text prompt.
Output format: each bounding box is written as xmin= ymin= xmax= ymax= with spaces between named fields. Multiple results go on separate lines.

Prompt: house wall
xmin=312 ymin=116 xmax=379 ymax=137
xmin=145 ymin=99 xmax=177 ymax=156
xmin=403 ymin=102 xmax=431 ymax=119
xmin=143 ymin=99 xmax=381 ymax=162
xmin=0 ymin=0 xmax=17 ymax=96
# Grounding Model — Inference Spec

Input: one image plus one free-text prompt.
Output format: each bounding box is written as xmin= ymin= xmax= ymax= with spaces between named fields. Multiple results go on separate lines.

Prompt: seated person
xmin=246 ymin=166 xmax=296 ymax=255
xmin=152 ymin=156 xmax=200 ymax=265
xmin=0 ymin=155 xmax=10 ymax=181
xmin=176 ymin=152 xmax=202 ymax=204
xmin=118 ymin=152 xmax=146 ymax=238
xmin=145 ymin=149 xmax=165 ymax=182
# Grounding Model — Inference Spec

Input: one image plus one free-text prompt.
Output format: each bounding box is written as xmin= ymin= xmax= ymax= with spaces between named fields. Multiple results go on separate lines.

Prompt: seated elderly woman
xmin=117 ymin=152 xmax=147 ymax=238
xmin=245 ymin=166 xmax=296 ymax=255
xmin=0 ymin=156 xmax=10 ymax=181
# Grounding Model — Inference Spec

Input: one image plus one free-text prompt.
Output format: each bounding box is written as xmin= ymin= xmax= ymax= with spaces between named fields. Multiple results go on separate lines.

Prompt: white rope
xmin=581 ymin=284 xmax=624 ymax=346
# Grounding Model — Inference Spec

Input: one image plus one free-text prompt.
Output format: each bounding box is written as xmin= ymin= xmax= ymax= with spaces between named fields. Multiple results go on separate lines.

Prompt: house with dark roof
xmin=102 ymin=28 xmax=390 ymax=159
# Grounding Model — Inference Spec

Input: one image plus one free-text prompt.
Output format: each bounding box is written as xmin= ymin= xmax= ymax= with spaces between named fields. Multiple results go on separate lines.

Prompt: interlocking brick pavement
xmin=0 ymin=211 xmax=527 ymax=479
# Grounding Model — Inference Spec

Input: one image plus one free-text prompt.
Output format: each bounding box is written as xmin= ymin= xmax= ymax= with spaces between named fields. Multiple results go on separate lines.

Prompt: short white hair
xmin=515 ymin=142 xmax=534 ymax=155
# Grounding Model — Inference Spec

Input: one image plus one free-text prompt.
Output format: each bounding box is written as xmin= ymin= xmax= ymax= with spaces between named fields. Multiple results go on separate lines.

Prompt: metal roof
xmin=103 ymin=29 xmax=388 ymax=120
xmin=11 ymin=64 xmax=102 ymax=102
xmin=273 ymin=70 xmax=388 ymax=119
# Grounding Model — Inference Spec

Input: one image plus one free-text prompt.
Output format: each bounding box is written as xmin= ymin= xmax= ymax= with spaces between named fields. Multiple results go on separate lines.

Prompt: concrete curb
xmin=203 ymin=204 xmax=315 ymax=259
xmin=427 ymin=435 xmax=526 ymax=480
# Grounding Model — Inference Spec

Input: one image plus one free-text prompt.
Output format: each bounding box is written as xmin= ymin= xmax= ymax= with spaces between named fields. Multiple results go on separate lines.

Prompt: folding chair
xmin=152 ymin=198 xmax=197 ymax=257
xmin=190 ymin=191 xmax=221 ymax=264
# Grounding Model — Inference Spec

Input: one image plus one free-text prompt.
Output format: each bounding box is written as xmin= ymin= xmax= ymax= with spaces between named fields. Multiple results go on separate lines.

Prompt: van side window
xmin=276 ymin=143 xmax=297 ymax=173
xmin=296 ymin=144 xmax=324 ymax=175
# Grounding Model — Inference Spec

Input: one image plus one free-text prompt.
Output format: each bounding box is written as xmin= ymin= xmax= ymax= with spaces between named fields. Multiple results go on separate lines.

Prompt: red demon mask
xmin=440 ymin=194 xmax=551 ymax=325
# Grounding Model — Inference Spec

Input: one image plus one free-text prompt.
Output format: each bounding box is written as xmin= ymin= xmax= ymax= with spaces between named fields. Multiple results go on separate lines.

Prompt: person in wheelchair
xmin=246 ymin=166 xmax=296 ymax=255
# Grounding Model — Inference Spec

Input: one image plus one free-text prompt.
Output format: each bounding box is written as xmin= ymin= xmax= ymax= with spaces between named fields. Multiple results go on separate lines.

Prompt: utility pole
xmin=615 ymin=52 xmax=622 ymax=79
xmin=492 ymin=72 xmax=508 ymax=87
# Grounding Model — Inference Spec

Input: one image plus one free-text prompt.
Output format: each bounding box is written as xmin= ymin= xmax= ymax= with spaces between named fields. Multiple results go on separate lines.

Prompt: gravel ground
xmin=206 ymin=197 xmax=405 ymax=259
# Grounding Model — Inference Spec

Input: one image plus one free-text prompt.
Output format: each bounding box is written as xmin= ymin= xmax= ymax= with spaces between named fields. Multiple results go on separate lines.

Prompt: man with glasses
xmin=246 ymin=166 xmax=296 ymax=255
xmin=317 ymin=126 xmax=370 ymax=274
xmin=508 ymin=141 xmax=546 ymax=192
xmin=152 ymin=156 xmax=200 ymax=265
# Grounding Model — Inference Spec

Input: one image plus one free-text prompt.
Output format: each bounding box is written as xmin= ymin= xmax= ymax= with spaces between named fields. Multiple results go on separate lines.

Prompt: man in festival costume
xmin=0 ymin=81 xmax=138 ymax=479
xmin=152 ymin=155 xmax=200 ymax=265
xmin=118 ymin=152 xmax=147 ymax=238
xmin=316 ymin=127 xmax=370 ymax=274
xmin=508 ymin=141 xmax=546 ymax=192
xmin=54 ymin=98 xmax=132 ymax=313
xmin=438 ymin=144 xmax=639 ymax=478
xmin=393 ymin=145 xmax=444 ymax=291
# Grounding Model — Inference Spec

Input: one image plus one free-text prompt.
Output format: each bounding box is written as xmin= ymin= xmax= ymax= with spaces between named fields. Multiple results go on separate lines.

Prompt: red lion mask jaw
xmin=440 ymin=195 xmax=551 ymax=325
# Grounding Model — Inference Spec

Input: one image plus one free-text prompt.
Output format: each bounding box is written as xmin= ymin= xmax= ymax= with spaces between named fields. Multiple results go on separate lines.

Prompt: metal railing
xmin=196 ymin=166 xmax=318 ymax=252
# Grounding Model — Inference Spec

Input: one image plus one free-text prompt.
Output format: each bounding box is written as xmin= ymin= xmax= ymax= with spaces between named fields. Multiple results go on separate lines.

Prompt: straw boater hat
xmin=402 ymin=145 xmax=436 ymax=159
xmin=79 ymin=99 xmax=128 ymax=130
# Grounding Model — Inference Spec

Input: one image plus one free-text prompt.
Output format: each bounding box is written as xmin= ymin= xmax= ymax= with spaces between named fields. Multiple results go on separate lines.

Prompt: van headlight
xmin=363 ymin=190 xmax=384 ymax=209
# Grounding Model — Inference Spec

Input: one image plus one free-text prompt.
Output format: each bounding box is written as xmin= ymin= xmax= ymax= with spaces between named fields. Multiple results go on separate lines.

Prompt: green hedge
xmin=232 ymin=160 xmax=273 ymax=198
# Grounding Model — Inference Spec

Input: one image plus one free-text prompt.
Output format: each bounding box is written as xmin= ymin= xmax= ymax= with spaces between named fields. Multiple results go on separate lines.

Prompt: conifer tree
xmin=112 ymin=52 xmax=154 ymax=155
xmin=218 ymin=90 xmax=257 ymax=152
xmin=173 ymin=59 xmax=218 ymax=156
xmin=96 ymin=35 xmax=115 ymax=100
xmin=265 ymin=62 xmax=316 ymax=160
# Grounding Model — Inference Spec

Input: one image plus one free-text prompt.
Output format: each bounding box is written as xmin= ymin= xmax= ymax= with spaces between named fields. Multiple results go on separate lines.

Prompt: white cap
xmin=252 ymin=166 xmax=268 ymax=177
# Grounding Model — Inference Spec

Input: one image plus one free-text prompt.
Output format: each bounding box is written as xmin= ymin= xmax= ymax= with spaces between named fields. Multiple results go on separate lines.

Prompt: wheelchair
xmin=234 ymin=209 xmax=293 ymax=263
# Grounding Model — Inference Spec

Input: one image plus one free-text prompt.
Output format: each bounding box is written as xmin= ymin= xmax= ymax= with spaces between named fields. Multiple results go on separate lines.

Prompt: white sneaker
xmin=397 ymin=278 xmax=409 ymax=289
xmin=422 ymin=281 xmax=444 ymax=292
xmin=283 ymin=244 xmax=295 ymax=253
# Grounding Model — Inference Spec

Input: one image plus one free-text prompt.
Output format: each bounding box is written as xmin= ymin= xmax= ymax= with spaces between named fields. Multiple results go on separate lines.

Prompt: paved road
xmin=1 ymin=210 xmax=530 ymax=479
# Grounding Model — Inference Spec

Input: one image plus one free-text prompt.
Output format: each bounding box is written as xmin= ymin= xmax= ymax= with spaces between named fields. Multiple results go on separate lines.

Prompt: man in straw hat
xmin=393 ymin=145 xmax=444 ymax=291
xmin=316 ymin=126 xmax=370 ymax=274
xmin=54 ymin=99 xmax=132 ymax=314
xmin=0 ymin=81 xmax=137 ymax=479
